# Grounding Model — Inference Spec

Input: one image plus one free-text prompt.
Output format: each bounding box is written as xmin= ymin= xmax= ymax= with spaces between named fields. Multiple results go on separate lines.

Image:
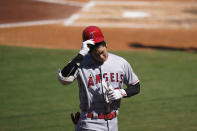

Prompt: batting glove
xmin=79 ymin=39 xmax=94 ymax=56
xmin=108 ymin=89 xmax=127 ymax=101
xmin=102 ymin=81 xmax=113 ymax=103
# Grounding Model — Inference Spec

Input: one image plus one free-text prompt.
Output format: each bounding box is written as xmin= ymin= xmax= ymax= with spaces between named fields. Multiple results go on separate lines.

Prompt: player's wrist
xmin=119 ymin=89 xmax=127 ymax=97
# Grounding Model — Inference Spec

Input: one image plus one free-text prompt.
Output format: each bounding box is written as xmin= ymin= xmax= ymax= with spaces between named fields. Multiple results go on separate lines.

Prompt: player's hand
xmin=79 ymin=39 xmax=94 ymax=56
xmin=102 ymin=81 xmax=113 ymax=103
xmin=107 ymin=89 xmax=127 ymax=101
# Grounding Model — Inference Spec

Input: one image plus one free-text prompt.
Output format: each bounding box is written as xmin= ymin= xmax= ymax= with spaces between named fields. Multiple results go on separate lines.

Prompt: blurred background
xmin=1 ymin=0 xmax=197 ymax=51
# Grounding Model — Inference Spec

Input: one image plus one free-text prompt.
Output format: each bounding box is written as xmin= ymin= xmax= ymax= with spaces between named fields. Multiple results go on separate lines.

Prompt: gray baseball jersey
xmin=75 ymin=53 xmax=139 ymax=113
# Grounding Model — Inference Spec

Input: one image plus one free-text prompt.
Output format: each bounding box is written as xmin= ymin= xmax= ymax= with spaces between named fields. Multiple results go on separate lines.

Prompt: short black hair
xmin=89 ymin=41 xmax=106 ymax=52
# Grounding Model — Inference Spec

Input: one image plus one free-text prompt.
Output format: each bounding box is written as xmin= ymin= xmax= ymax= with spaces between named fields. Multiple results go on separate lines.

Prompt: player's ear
xmin=103 ymin=41 xmax=107 ymax=49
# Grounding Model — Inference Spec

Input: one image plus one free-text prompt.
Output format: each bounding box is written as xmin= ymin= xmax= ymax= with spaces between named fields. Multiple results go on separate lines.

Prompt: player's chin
xmin=97 ymin=57 xmax=107 ymax=63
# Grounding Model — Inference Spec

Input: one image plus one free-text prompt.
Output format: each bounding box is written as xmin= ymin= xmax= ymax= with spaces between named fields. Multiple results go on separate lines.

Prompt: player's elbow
xmin=58 ymin=73 xmax=75 ymax=86
xmin=58 ymin=78 xmax=73 ymax=85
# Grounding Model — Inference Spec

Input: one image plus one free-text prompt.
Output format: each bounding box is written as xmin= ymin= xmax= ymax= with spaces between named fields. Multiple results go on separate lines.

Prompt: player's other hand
xmin=103 ymin=81 xmax=113 ymax=103
xmin=103 ymin=81 xmax=127 ymax=102
xmin=108 ymin=89 xmax=127 ymax=101
xmin=79 ymin=39 xmax=95 ymax=56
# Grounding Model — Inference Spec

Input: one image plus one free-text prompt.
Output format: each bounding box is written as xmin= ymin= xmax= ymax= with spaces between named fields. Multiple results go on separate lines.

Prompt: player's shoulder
xmin=108 ymin=53 xmax=132 ymax=67
xmin=108 ymin=53 xmax=128 ymax=62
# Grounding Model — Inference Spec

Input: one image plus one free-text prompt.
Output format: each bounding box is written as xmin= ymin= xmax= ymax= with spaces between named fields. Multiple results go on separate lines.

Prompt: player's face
xmin=91 ymin=45 xmax=108 ymax=63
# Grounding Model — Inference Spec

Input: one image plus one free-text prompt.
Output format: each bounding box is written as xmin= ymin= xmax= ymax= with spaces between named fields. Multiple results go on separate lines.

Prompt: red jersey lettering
xmin=103 ymin=73 xmax=108 ymax=82
xmin=88 ymin=76 xmax=94 ymax=87
xmin=96 ymin=74 xmax=101 ymax=84
xmin=120 ymin=74 xmax=124 ymax=83
xmin=110 ymin=73 xmax=115 ymax=82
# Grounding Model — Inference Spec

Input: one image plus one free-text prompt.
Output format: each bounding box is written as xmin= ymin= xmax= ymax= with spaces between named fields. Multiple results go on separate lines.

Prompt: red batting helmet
xmin=82 ymin=26 xmax=104 ymax=43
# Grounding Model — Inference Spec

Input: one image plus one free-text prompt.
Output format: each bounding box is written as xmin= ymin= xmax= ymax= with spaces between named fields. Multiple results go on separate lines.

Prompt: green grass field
xmin=0 ymin=45 xmax=197 ymax=131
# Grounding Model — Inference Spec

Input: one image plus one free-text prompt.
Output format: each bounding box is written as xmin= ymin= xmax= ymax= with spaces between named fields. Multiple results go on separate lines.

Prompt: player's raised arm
xmin=58 ymin=40 xmax=94 ymax=85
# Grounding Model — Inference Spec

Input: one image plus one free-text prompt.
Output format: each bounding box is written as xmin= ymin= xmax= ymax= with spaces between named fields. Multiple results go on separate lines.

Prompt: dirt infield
xmin=0 ymin=0 xmax=197 ymax=51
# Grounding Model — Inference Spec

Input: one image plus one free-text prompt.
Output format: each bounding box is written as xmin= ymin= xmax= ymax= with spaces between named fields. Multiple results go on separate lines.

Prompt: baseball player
xmin=58 ymin=26 xmax=140 ymax=131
